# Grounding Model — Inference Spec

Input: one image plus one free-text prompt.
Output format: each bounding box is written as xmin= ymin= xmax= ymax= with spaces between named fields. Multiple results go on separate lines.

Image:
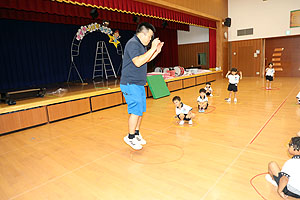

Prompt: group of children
xmin=172 ymin=64 xmax=300 ymax=199
xmin=172 ymin=67 xmax=242 ymax=125
xmin=172 ymin=82 xmax=212 ymax=125
xmin=173 ymin=63 xmax=278 ymax=125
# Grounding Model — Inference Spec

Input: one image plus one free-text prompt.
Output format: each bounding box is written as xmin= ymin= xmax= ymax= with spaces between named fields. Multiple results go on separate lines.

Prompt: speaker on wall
xmin=90 ymin=8 xmax=99 ymax=19
xmin=224 ymin=18 xmax=231 ymax=27
xmin=133 ymin=15 xmax=140 ymax=23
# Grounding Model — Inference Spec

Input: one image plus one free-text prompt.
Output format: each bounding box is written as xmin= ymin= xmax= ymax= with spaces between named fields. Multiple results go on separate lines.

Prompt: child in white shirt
xmin=225 ymin=68 xmax=242 ymax=103
xmin=197 ymin=88 xmax=208 ymax=113
xmin=204 ymin=82 xmax=213 ymax=96
xmin=265 ymin=62 xmax=275 ymax=90
xmin=173 ymin=96 xmax=195 ymax=125
xmin=296 ymin=91 xmax=300 ymax=104
xmin=266 ymin=136 xmax=300 ymax=199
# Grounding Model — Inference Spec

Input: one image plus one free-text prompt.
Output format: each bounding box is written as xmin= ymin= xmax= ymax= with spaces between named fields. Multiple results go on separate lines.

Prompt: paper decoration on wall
xmin=108 ymin=30 xmax=121 ymax=48
xmin=75 ymin=23 xmax=113 ymax=40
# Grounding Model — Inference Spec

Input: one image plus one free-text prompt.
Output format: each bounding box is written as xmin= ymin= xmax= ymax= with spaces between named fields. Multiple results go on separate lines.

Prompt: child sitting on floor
xmin=266 ymin=136 xmax=300 ymax=199
xmin=197 ymin=88 xmax=209 ymax=113
xmin=204 ymin=82 xmax=213 ymax=96
xmin=172 ymin=96 xmax=195 ymax=125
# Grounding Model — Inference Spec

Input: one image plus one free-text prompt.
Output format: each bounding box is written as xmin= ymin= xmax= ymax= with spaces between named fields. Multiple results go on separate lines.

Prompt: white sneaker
xmin=124 ymin=136 xmax=143 ymax=150
xmin=188 ymin=120 xmax=193 ymax=125
xmin=135 ymin=134 xmax=146 ymax=145
xmin=225 ymin=98 xmax=231 ymax=102
xmin=265 ymin=174 xmax=277 ymax=187
xmin=179 ymin=120 xmax=185 ymax=125
xmin=234 ymin=98 xmax=237 ymax=103
xmin=210 ymin=94 xmax=213 ymax=97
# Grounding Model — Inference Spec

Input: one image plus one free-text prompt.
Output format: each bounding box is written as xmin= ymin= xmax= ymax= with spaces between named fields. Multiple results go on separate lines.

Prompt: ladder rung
xmin=94 ymin=70 xmax=102 ymax=72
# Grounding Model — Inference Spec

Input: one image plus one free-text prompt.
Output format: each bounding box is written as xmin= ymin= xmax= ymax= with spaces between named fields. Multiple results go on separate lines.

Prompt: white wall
xmin=177 ymin=25 xmax=209 ymax=44
xmin=228 ymin=0 xmax=300 ymax=41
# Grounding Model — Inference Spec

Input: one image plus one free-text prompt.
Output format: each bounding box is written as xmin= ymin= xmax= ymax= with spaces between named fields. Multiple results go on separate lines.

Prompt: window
xmin=198 ymin=53 xmax=206 ymax=66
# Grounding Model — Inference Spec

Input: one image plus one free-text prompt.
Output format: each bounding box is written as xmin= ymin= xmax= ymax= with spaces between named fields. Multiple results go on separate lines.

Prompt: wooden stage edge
xmin=0 ymin=71 xmax=223 ymax=135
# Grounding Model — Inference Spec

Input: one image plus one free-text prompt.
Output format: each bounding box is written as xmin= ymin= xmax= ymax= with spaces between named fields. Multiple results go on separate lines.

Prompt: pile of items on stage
xmin=147 ymin=66 xmax=221 ymax=79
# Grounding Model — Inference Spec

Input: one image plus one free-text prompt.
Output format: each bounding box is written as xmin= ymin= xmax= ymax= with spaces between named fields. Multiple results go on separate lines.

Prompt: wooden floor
xmin=0 ymin=77 xmax=299 ymax=200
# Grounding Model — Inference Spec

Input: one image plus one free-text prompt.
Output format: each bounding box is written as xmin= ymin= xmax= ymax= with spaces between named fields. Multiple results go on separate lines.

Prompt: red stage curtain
xmin=0 ymin=0 xmax=216 ymax=29
xmin=209 ymin=28 xmax=216 ymax=69
xmin=155 ymin=28 xmax=178 ymax=67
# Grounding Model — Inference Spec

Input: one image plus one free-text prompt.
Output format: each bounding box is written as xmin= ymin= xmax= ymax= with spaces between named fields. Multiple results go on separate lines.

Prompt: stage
xmin=0 ymin=70 xmax=222 ymax=135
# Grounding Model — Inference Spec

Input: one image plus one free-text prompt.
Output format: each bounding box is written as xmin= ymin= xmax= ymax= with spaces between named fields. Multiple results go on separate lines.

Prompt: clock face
xmin=224 ymin=31 xmax=228 ymax=39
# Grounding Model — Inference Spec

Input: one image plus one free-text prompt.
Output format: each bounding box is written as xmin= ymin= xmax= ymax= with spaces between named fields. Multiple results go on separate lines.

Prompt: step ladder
xmin=93 ymin=41 xmax=117 ymax=80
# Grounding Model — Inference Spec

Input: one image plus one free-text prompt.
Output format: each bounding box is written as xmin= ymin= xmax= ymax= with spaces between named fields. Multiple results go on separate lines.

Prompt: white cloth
xmin=266 ymin=68 xmax=275 ymax=76
xmin=175 ymin=103 xmax=192 ymax=115
xmin=281 ymin=157 xmax=300 ymax=195
xmin=204 ymin=86 xmax=212 ymax=92
xmin=228 ymin=74 xmax=240 ymax=84
xmin=197 ymin=95 xmax=208 ymax=103
xmin=296 ymin=91 xmax=300 ymax=99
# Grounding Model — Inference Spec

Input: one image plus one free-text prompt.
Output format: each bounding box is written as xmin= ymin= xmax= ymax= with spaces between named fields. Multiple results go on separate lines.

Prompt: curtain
xmin=0 ymin=19 xmax=179 ymax=91
xmin=0 ymin=19 xmax=135 ymax=91
xmin=154 ymin=28 xmax=178 ymax=67
xmin=209 ymin=28 xmax=216 ymax=69
xmin=0 ymin=0 xmax=216 ymax=29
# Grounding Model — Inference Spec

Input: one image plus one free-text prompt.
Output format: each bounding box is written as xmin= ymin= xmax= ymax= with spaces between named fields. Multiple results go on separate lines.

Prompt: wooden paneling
xmin=178 ymin=42 xmax=209 ymax=68
xmin=183 ymin=78 xmax=196 ymax=88
xmin=0 ymin=107 xmax=48 ymax=134
xmin=206 ymin=74 xmax=217 ymax=82
xmin=167 ymin=80 xmax=183 ymax=91
xmin=91 ymin=92 xmax=123 ymax=111
xmin=230 ymin=39 xmax=263 ymax=77
xmin=47 ymin=98 xmax=90 ymax=122
xmin=216 ymin=72 xmax=223 ymax=80
xmin=196 ymin=76 xmax=206 ymax=85
xmin=266 ymin=35 xmax=300 ymax=77
xmin=137 ymin=0 xmax=228 ymax=20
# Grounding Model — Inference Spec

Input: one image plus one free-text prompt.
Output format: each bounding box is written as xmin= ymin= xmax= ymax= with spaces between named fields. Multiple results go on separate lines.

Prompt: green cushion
xmin=147 ymin=75 xmax=170 ymax=99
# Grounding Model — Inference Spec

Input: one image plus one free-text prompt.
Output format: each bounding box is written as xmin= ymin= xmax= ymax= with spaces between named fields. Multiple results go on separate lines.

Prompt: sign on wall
xmin=290 ymin=10 xmax=300 ymax=28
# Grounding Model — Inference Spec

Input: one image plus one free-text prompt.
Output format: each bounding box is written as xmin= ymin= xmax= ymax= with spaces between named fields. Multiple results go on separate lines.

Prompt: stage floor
xmin=0 ymin=79 xmax=121 ymax=114
xmin=0 ymin=77 xmax=299 ymax=200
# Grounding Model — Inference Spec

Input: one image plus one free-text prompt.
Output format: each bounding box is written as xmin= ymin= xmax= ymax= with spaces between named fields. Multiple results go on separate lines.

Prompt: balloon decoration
xmin=75 ymin=22 xmax=121 ymax=49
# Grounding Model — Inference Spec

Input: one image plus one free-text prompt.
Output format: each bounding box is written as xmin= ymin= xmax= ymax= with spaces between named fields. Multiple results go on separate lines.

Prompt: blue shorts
xmin=120 ymin=84 xmax=146 ymax=116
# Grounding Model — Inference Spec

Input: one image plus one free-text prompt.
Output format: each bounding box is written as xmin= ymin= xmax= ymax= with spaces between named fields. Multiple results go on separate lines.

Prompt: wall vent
xmin=237 ymin=28 xmax=254 ymax=36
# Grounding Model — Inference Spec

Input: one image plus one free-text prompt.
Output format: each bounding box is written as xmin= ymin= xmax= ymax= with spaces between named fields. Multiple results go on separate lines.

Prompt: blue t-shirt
xmin=120 ymin=35 xmax=147 ymax=86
